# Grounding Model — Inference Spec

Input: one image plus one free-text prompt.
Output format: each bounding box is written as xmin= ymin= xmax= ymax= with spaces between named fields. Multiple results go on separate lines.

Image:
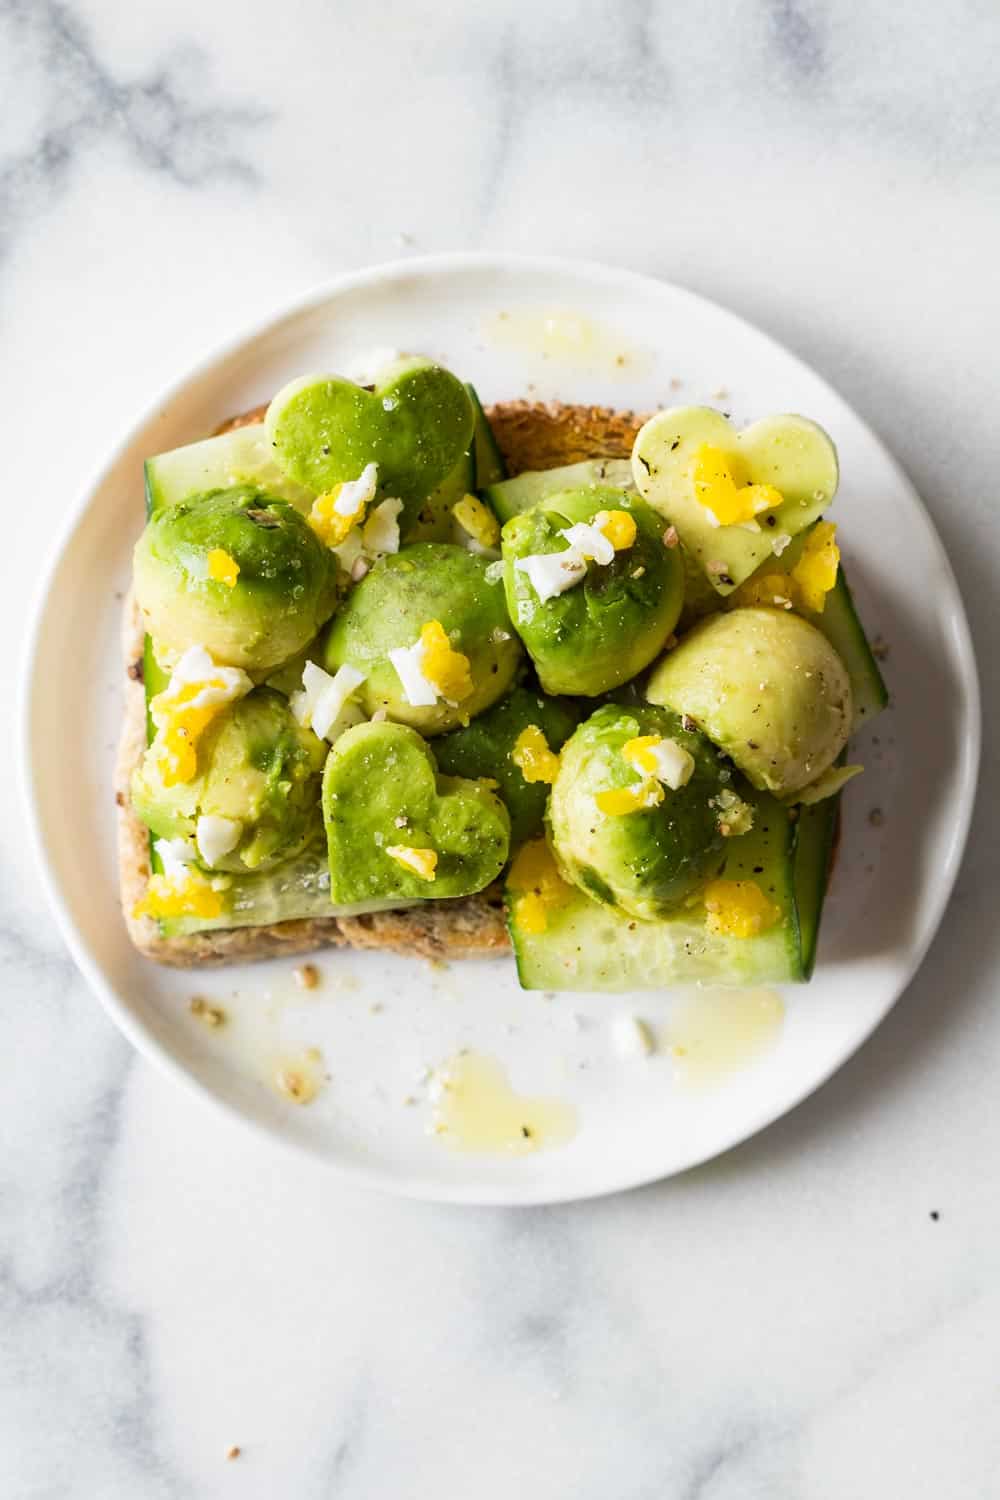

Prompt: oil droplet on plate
xmin=431 ymin=1051 xmax=577 ymax=1155
xmin=666 ymin=988 xmax=784 ymax=1089
xmin=273 ymin=1046 xmax=326 ymax=1106
xmin=483 ymin=307 xmax=650 ymax=376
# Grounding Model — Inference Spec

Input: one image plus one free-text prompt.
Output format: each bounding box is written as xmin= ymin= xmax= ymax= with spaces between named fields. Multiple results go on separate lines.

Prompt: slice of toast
xmin=118 ymin=400 xmax=643 ymax=966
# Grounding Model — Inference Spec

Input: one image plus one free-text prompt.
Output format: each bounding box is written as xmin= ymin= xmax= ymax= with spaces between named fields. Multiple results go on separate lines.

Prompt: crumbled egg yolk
xmin=511 ymin=725 xmax=560 ymax=785
xmin=703 ymin=879 xmax=781 ymax=938
xmin=309 ymin=462 xmax=379 ymax=548
xmin=155 ymin=694 xmax=211 ymax=785
xmin=693 ymin=445 xmax=784 ymax=528
xmin=621 ymin=734 xmax=695 ymax=790
xmin=310 ymin=485 xmax=368 ymax=547
xmin=149 ymin=647 xmax=252 ymax=787
xmin=593 ymin=508 xmax=637 ymax=551
xmin=206 ymin=548 xmax=240 ymax=588
xmin=730 ymin=571 xmax=798 ymax=611
xmin=622 ymin=736 xmax=663 ymax=774
xmin=453 ymin=494 xmax=500 ymax=549
xmin=419 ymin=620 xmax=473 ymax=702
xmin=596 ymin=779 xmax=665 ymax=816
xmin=790 ymin=521 xmax=839 ymax=612
xmin=386 ymin=845 xmax=438 ymax=880
xmin=134 ymin=871 xmax=223 ymax=921
xmin=508 ymin=838 xmax=573 ymax=934
xmin=729 ymin=523 xmax=840 ymax=615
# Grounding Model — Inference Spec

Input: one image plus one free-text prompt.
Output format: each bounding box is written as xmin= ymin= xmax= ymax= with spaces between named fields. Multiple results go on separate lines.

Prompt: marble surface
xmin=4 ymin=1 xmax=1000 ymax=1494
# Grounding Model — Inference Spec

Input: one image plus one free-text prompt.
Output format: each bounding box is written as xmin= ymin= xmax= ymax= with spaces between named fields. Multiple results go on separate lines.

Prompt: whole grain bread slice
xmin=118 ymin=400 xmax=643 ymax=966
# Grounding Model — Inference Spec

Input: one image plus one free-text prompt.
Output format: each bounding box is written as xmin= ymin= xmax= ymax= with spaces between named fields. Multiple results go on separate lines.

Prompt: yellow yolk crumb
xmin=309 ymin=485 xmax=368 ymax=547
xmin=134 ymin=872 xmax=223 ymax=921
xmin=790 ymin=521 xmax=839 ymax=612
xmin=508 ymin=838 xmax=573 ymax=934
xmin=386 ymin=845 xmax=438 ymax=880
xmin=420 ymin=620 xmax=473 ymax=702
xmin=703 ymin=879 xmax=781 ymax=938
xmin=206 ymin=549 xmax=240 ymax=588
xmin=693 ymin=446 xmax=784 ymax=527
xmin=595 ymin=779 xmax=665 ymax=816
xmin=593 ymin=508 xmax=637 ymax=550
xmin=730 ymin=523 xmax=840 ymax=615
xmin=453 ymin=494 xmax=500 ymax=549
xmin=621 ymin=735 xmax=695 ymax=790
xmin=512 ymin=725 xmax=560 ymax=785
xmin=151 ymin=684 xmax=226 ymax=787
xmin=621 ymin=736 xmax=662 ymax=775
xmin=729 ymin=571 xmax=799 ymax=610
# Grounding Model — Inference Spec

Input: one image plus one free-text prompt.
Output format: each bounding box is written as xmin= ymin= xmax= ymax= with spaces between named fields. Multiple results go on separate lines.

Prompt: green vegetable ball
xmin=434 ymin=686 xmax=580 ymax=848
xmin=322 ymin=721 xmax=511 ymax=904
xmin=548 ymin=704 xmax=728 ymax=920
xmin=501 ymin=487 xmax=683 ymax=696
xmin=131 ymin=687 xmax=327 ymax=872
xmin=134 ymin=485 xmax=338 ymax=675
xmin=322 ymin=542 xmax=522 ymax=736
xmin=646 ymin=607 xmax=853 ymax=795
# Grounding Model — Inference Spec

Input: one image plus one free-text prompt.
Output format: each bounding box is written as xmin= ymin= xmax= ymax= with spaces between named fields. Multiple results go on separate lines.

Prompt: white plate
xmin=21 ymin=254 xmax=979 ymax=1204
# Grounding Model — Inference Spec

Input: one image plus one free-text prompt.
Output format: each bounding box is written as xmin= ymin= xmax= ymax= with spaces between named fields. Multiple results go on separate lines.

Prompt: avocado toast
xmin=118 ymin=397 xmax=644 ymax=966
xmin=119 ymin=365 xmax=886 ymax=985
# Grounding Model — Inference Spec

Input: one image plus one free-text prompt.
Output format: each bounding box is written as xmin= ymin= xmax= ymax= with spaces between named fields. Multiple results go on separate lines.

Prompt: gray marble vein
xmin=0 ymin=0 xmax=267 ymax=258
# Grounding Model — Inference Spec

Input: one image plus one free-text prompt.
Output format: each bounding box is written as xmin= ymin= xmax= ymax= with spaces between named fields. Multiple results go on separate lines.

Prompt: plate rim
xmin=19 ymin=251 xmax=982 ymax=1204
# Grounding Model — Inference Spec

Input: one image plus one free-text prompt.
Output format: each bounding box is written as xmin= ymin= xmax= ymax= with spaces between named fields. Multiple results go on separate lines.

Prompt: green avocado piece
xmin=632 ymin=407 xmax=838 ymax=595
xmin=133 ymin=484 xmax=337 ymax=676
xmin=322 ymin=722 xmax=510 ymax=903
xmin=501 ymin=487 xmax=683 ymax=696
xmin=646 ymin=607 xmax=853 ymax=796
xmin=265 ymin=358 xmax=475 ymax=525
xmin=547 ymin=704 xmax=729 ymax=921
xmin=434 ymin=686 xmax=580 ymax=848
xmin=322 ymin=542 xmax=522 ymax=736
xmin=731 ymin=522 xmax=888 ymax=730
xmin=131 ymin=687 xmax=327 ymax=872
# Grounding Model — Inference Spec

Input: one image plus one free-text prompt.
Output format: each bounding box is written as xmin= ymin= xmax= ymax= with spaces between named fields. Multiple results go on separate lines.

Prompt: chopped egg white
xmin=333 ymin=461 xmax=378 ymax=516
xmin=771 ymin=532 xmax=792 ymax=556
xmin=646 ymin=738 xmax=695 ymax=790
xmin=152 ymin=646 xmax=252 ymax=725
xmin=514 ymin=548 xmax=588 ymax=603
xmin=331 ymin=527 xmax=366 ymax=573
xmin=610 ymin=1014 xmax=656 ymax=1060
xmin=560 ymin=521 xmax=615 ymax=566
xmin=291 ymin=661 xmax=366 ymax=740
xmin=362 ymin=497 xmax=403 ymax=555
xmin=155 ymin=837 xmax=196 ymax=881
xmin=195 ymin=815 xmax=242 ymax=867
xmin=388 ymin=637 xmax=439 ymax=706
xmin=513 ymin=514 xmax=627 ymax=604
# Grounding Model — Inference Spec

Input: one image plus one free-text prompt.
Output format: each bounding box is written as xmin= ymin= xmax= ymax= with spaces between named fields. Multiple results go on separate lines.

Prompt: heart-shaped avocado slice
xmin=322 ymin=721 xmax=510 ymax=904
xmin=631 ymin=407 xmax=838 ymax=595
xmin=266 ymin=357 xmax=474 ymax=525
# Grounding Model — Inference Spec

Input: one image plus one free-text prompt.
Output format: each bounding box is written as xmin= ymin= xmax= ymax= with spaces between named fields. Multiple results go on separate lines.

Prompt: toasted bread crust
xmin=118 ymin=400 xmax=640 ymax=966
